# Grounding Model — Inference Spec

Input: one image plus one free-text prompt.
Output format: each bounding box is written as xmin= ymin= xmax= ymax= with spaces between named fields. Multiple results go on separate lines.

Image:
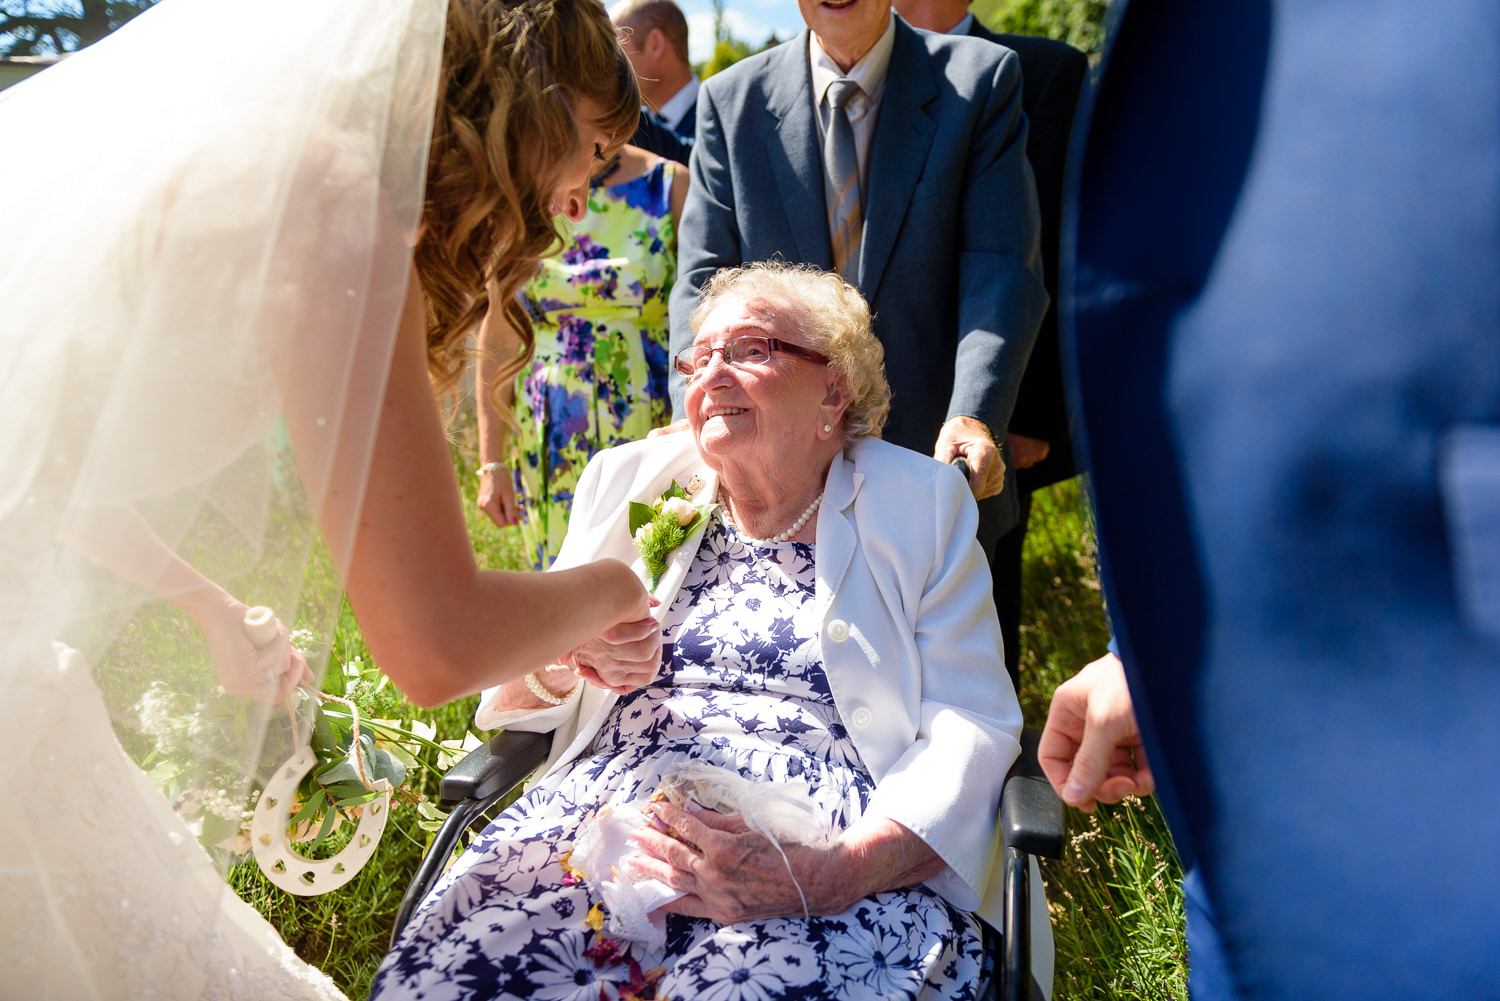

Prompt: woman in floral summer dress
xmin=374 ymin=263 xmax=1023 ymax=1001
xmin=477 ymin=142 xmax=688 ymax=568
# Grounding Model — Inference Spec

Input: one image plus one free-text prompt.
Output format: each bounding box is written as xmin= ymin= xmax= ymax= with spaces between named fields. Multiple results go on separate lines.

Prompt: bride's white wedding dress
xmin=0 ymin=0 xmax=443 ymax=995
xmin=2 ymin=644 xmax=346 ymax=1000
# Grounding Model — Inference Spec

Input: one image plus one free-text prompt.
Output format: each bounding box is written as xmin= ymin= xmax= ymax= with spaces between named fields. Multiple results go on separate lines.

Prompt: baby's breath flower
xmin=201 ymin=787 xmax=245 ymax=823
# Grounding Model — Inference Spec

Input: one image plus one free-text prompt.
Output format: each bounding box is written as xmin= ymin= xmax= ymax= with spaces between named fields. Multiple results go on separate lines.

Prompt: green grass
xmin=230 ymin=412 xmax=1188 ymax=999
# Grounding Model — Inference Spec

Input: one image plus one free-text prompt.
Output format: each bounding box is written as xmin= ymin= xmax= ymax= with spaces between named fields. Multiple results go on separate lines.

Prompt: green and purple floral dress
xmin=512 ymin=159 xmax=678 ymax=568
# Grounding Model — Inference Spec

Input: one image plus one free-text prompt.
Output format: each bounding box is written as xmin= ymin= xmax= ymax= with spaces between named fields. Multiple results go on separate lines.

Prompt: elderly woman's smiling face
xmin=683 ymin=295 xmax=842 ymax=471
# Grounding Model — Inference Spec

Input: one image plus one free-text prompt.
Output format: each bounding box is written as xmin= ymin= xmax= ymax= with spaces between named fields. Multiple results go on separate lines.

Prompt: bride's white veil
xmin=0 ymin=0 xmax=444 ymax=992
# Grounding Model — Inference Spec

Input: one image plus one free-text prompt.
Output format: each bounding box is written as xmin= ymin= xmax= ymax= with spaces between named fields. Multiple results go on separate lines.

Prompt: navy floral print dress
xmin=372 ymin=518 xmax=986 ymax=1000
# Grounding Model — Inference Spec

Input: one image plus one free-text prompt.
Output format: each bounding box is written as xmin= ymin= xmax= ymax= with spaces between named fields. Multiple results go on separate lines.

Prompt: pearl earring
xmin=823 ymin=424 xmax=832 ymax=433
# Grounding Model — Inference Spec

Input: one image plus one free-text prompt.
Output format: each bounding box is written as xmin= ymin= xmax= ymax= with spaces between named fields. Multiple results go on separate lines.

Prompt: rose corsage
xmin=629 ymin=480 xmax=714 ymax=590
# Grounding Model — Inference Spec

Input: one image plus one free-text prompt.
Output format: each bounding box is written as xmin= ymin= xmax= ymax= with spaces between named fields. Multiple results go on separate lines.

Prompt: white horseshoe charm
xmin=249 ymin=746 xmax=391 ymax=896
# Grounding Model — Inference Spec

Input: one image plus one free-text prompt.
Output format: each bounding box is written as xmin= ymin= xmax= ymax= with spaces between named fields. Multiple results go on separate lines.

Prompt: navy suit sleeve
xmin=630 ymin=108 xmax=694 ymax=167
xmin=950 ymin=47 xmax=1049 ymax=432
xmin=667 ymin=82 xmax=742 ymax=420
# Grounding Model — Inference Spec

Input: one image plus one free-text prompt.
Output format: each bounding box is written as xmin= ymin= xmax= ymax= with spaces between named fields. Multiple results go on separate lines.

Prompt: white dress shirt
xmin=809 ymin=14 xmax=896 ymax=205
xmin=657 ymin=76 xmax=700 ymax=132
xmin=947 ymin=11 xmax=976 ymax=34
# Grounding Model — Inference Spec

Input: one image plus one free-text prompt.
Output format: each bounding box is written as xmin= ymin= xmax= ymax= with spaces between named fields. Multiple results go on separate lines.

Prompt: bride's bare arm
xmin=283 ymin=257 xmax=652 ymax=707
xmin=57 ymin=507 xmax=311 ymax=702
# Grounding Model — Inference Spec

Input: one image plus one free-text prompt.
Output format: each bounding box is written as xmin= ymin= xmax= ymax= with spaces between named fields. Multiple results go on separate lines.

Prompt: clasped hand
xmin=626 ymin=801 xmax=846 ymax=925
xmin=570 ymin=601 xmax=663 ymax=694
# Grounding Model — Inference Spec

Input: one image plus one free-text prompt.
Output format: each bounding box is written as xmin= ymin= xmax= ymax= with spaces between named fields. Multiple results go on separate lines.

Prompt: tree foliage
xmin=1 ymin=0 xmax=157 ymax=57
xmin=697 ymin=0 xmax=780 ymax=80
xmin=974 ymin=0 xmax=1111 ymax=54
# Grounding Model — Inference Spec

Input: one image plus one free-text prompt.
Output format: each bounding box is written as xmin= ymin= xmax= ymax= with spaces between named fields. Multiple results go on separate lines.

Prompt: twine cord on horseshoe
xmin=243 ymin=606 xmax=392 ymax=895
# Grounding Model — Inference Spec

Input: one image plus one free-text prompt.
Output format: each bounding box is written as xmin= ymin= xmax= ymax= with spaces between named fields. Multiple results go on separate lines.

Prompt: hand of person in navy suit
xmin=1039 ymin=652 xmax=1155 ymax=812
xmin=935 ymin=415 xmax=1006 ymax=499
xmin=1008 ymin=431 xmax=1051 ymax=470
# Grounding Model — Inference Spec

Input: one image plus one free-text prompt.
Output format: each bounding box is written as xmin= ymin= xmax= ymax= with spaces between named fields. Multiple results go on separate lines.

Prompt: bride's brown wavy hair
xmin=418 ymin=0 xmax=639 ymax=405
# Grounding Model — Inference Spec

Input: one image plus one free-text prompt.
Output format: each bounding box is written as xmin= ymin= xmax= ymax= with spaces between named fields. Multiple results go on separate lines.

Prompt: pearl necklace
xmin=726 ymin=493 xmax=823 ymax=546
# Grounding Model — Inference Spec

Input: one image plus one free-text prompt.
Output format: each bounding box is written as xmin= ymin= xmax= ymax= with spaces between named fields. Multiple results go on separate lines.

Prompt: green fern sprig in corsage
xmin=629 ymin=480 xmax=714 ymax=590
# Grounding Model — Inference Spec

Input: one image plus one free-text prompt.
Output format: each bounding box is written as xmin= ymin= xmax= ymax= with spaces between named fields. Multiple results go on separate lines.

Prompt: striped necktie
xmin=824 ymin=78 xmax=864 ymax=282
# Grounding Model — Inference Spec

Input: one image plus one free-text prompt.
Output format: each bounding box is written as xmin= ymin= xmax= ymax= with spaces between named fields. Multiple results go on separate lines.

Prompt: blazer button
xmin=850 ymin=706 xmax=873 ymax=728
xmin=827 ymin=619 xmax=850 ymax=642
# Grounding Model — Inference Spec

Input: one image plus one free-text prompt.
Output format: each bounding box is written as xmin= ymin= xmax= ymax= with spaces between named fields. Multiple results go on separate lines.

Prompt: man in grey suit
xmin=668 ymin=0 xmax=1048 ymax=555
xmin=895 ymin=0 xmax=1088 ymax=685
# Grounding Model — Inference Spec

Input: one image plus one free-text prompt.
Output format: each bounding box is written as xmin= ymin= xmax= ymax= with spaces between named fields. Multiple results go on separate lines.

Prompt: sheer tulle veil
xmin=0 ymin=0 xmax=444 ymax=993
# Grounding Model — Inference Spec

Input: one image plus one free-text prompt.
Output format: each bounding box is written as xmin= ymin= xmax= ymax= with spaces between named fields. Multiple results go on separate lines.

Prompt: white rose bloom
xmin=662 ymin=496 xmax=696 ymax=526
xmin=634 ymin=524 xmax=650 ymax=545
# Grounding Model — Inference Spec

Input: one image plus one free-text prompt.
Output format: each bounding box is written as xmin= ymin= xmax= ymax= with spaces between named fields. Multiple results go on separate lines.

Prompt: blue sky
xmin=676 ymin=0 xmax=807 ymax=62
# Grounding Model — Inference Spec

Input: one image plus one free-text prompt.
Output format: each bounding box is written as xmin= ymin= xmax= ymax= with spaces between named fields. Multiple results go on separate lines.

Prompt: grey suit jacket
xmin=669 ymin=21 xmax=1048 ymax=541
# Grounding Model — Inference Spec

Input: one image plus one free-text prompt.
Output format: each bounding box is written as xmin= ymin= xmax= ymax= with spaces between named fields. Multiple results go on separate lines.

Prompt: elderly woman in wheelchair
xmin=373 ymin=262 xmax=1024 ymax=1000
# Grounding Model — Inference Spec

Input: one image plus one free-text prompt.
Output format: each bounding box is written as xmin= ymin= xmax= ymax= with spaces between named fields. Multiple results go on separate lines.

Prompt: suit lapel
xmin=814 ymin=448 xmax=863 ymax=624
xmin=545 ymin=445 xmax=717 ymax=777
xmin=860 ymin=21 xmax=938 ymax=298
xmin=765 ymin=33 xmax=836 ymax=271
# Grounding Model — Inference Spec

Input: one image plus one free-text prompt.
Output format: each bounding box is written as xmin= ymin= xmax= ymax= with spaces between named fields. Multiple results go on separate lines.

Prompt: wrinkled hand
xmin=205 ymin=603 xmax=311 ymax=705
xmin=1009 ymin=431 xmax=1051 ymax=470
xmin=934 ymin=416 xmax=1005 ymax=499
xmin=570 ymin=599 xmax=663 ymax=694
xmin=477 ymin=465 xmax=518 ymax=527
xmin=628 ymin=802 xmax=843 ymax=924
xmin=1039 ymin=652 xmax=1154 ymax=812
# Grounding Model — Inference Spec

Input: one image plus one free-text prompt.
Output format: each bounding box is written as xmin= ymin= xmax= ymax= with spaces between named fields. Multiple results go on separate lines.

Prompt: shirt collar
xmin=657 ymin=76 xmax=700 ymax=130
xmin=947 ymin=12 xmax=975 ymax=34
xmin=809 ymin=13 xmax=896 ymax=111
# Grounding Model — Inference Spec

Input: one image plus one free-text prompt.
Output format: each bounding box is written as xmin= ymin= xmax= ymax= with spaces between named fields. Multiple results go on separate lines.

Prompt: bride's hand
xmin=570 ymin=601 xmax=662 ymax=695
xmin=202 ymin=600 xmax=313 ymax=704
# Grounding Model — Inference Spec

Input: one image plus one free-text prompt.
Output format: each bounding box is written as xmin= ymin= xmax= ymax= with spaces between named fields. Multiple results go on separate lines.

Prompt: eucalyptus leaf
xmin=289 ymin=788 xmax=327 ymax=829
xmin=309 ymin=799 xmax=340 ymax=851
xmin=147 ymin=759 xmax=185 ymax=784
xmin=200 ymin=810 xmax=242 ymax=848
xmin=322 ymin=781 xmax=370 ymax=803
xmin=328 ymin=787 xmax=384 ymax=808
xmin=317 ymin=757 xmax=364 ymax=787
xmin=370 ymin=747 xmax=407 ymax=788
xmin=311 ymin=708 xmax=340 ymax=756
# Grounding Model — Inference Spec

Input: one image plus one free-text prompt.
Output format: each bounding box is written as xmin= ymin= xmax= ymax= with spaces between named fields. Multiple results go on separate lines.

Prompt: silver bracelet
xmin=477 ymin=460 xmax=505 ymax=478
xmin=525 ymin=671 xmax=578 ymax=706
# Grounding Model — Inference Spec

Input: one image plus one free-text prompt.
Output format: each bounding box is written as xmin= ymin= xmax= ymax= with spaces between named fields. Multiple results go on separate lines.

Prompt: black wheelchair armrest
xmin=393 ymin=728 xmax=552 ymax=947
xmin=437 ymin=729 xmax=552 ymax=808
xmin=994 ymin=728 xmax=1066 ymax=1001
xmin=1001 ymin=727 xmax=1066 ymax=860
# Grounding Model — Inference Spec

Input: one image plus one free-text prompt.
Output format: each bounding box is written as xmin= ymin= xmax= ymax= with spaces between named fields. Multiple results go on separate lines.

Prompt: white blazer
xmin=476 ymin=433 xmax=1022 ymax=923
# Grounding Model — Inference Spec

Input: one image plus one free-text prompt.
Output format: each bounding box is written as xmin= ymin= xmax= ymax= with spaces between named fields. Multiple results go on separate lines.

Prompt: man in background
xmin=612 ymin=0 xmax=698 ymax=163
xmin=895 ymin=0 xmax=1087 ymax=687
xmin=669 ymin=0 xmax=1049 ymax=560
